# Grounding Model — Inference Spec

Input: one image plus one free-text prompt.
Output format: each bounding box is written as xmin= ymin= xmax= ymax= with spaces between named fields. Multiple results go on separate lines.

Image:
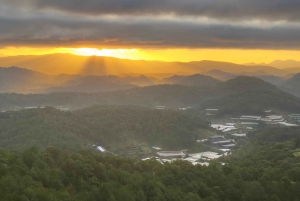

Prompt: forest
xmin=0 ymin=106 xmax=212 ymax=152
xmin=1 ymin=126 xmax=300 ymax=200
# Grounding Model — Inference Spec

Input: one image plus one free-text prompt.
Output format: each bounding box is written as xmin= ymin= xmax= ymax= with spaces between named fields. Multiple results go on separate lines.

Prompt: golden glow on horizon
xmin=1 ymin=46 xmax=300 ymax=64
xmin=73 ymin=48 xmax=138 ymax=58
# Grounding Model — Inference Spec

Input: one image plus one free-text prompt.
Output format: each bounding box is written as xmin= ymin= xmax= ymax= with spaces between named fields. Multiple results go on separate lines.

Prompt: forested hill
xmin=200 ymin=76 xmax=300 ymax=115
xmin=216 ymin=76 xmax=278 ymax=93
xmin=1 ymin=127 xmax=300 ymax=200
xmin=0 ymin=106 xmax=212 ymax=151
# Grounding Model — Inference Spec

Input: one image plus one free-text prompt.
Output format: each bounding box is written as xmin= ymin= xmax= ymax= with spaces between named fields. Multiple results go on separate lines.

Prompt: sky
xmin=1 ymin=0 xmax=300 ymax=63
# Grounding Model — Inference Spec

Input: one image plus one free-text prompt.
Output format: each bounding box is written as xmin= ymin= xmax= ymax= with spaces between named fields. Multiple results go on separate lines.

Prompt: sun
xmin=73 ymin=48 xmax=138 ymax=58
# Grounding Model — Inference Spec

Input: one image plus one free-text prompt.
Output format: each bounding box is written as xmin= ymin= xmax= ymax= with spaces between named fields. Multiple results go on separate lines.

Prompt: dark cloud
xmin=0 ymin=16 xmax=300 ymax=49
xmin=3 ymin=0 xmax=300 ymax=22
xmin=0 ymin=0 xmax=300 ymax=49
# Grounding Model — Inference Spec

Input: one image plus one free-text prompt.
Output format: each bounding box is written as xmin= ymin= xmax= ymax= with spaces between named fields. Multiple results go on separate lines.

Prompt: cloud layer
xmin=1 ymin=0 xmax=300 ymax=49
xmin=5 ymin=0 xmax=300 ymax=22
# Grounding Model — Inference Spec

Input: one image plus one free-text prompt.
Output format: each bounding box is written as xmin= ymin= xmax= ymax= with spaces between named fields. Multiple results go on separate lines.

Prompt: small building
xmin=222 ymin=127 xmax=237 ymax=132
xmin=189 ymin=152 xmax=222 ymax=160
xmin=239 ymin=122 xmax=259 ymax=125
xmin=232 ymin=133 xmax=247 ymax=137
xmin=212 ymin=140 xmax=234 ymax=145
xmin=97 ymin=146 xmax=106 ymax=152
xmin=197 ymin=139 xmax=209 ymax=143
xmin=206 ymin=109 xmax=218 ymax=116
xmin=277 ymin=122 xmax=299 ymax=127
xmin=219 ymin=149 xmax=231 ymax=152
xmin=240 ymin=116 xmax=261 ymax=121
xmin=157 ymin=151 xmax=186 ymax=158
xmin=211 ymin=124 xmax=236 ymax=131
xmin=222 ymin=144 xmax=236 ymax=148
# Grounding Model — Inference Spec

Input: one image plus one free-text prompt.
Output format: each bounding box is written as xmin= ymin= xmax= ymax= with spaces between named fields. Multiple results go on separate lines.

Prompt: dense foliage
xmin=1 ymin=130 xmax=300 ymax=201
xmin=0 ymin=106 xmax=211 ymax=151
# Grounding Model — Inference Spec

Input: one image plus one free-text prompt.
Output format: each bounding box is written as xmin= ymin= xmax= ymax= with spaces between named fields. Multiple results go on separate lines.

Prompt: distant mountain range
xmin=1 ymin=66 xmax=300 ymax=101
xmin=0 ymin=67 xmax=222 ymax=93
xmin=246 ymin=60 xmax=300 ymax=69
xmin=1 ymin=54 xmax=299 ymax=77
xmin=1 ymin=75 xmax=300 ymax=116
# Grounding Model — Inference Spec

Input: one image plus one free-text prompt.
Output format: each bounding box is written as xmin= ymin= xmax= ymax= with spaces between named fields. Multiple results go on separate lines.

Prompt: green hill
xmin=198 ymin=76 xmax=300 ymax=115
xmin=0 ymin=106 xmax=212 ymax=153
xmin=0 ymin=128 xmax=300 ymax=200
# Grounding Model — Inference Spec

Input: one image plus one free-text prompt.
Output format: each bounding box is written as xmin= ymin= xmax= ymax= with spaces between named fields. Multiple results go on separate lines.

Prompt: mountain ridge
xmin=0 ymin=53 xmax=291 ymax=77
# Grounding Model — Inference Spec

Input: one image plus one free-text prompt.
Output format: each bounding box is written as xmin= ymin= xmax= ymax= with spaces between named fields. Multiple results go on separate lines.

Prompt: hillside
xmin=280 ymin=73 xmax=300 ymax=97
xmin=200 ymin=76 xmax=300 ymax=115
xmin=217 ymin=76 xmax=278 ymax=93
xmin=1 ymin=127 xmax=300 ymax=200
xmin=202 ymin=69 xmax=236 ymax=81
xmin=0 ymin=67 xmax=51 ymax=93
xmin=162 ymin=74 xmax=221 ymax=87
xmin=0 ymin=106 xmax=212 ymax=152
xmin=255 ymin=75 xmax=285 ymax=85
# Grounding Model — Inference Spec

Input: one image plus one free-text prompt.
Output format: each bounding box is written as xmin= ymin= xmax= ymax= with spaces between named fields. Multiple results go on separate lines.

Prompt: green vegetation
xmin=1 ymin=128 xmax=300 ymax=200
xmin=0 ymin=105 xmax=212 ymax=153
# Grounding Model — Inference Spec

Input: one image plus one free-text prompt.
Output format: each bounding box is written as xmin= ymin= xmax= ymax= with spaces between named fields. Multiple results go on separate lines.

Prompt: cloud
xmin=0 ymin=0 xmax=300 ymax=50
xmin=0 ymin=15 xmax=300 ymax=50
xmin=2 ymin=0 xmax=300 ymax=22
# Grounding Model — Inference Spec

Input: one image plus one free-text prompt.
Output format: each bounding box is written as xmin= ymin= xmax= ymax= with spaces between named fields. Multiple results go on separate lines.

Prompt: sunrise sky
xmin=1 ymin=0 xmax=300 ymax=63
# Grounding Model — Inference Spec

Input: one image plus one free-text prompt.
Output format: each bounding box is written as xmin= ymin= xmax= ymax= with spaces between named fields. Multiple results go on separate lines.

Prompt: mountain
xmin=240 ymin=70 xmax=270 ymax=76
xmin=177 ymin=74 xmax=221 ymax=87
xmin=162 ymin=75 xmax=186 ymax=84
xmin=187 ymin=60 xmax=287 ymax=76
xmin=0 ymin=105 xmax=212 ymax=152
xmin=269 ymin=60 xmax=300 ymax=69
xmin=0 ymin=67 xmax=51 ymax=93
xmin=44 ymin=76 xmax=138 ymax=93
xmin=162 ymin=74 xmax=220 ymax=87
xmin=247 ymin=60 xmax=300 ymax=74
xmin=201 ymin=76 xmax=300 ymax=115
xmin=255 ymin=75 xmax=285 ymax=85
xmin=2 ymin=76 xmax=300 ymax=116
xmin=0 ymin=54 xmax=289 ymax=76
xmin=216 ymin=76 xmax=278 ymax=93
xmin=0 ymin=67 xmax=161 ymax=93
xmin=283 ymin=73 xmax=300 ymax=87
xmin=121 ymin=75 xmax=155 ymax=86
xmin=280 ymin=73 xmax=300 ymax=97
xmin=201 ymin=69 xmax=236 ymax=81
